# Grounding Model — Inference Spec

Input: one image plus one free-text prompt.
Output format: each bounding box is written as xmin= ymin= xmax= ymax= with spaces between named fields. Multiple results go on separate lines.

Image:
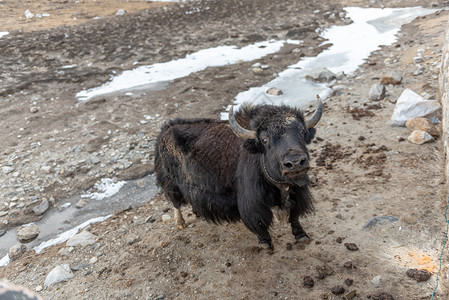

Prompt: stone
xmin=380 ymin=71 xmax=402 ymax=85
xmin=266 ymin=87 xmax=283 ymax=96
xmin=407 ymin=130 xmax=434 ymax=145
xmin=0 ymin=229 xmax=5 ymax=237
xmin=0 ymin=211 xmax=8 ymax=217
xmin=29 ymin=106 xmax=39 ymax=113
xmin=89 ymin=256 xmax=98 ymax=264
xmin=33 ymin=198 xmax=49 ymax=216
xmin=405 ymin=118 xmax=440 ymax=136
xmin=368 ymin=84 xmax=386 ymax=101
xmin=17 ymin=225 xmax=40 ymax=242
xmin=115 ymin=9 xmax=126 ymax=16
xmin=75 ymin=198 xmax=87 ymax=209
xmin=371 ymin=275 xmax=381 ymax=286
xmin=251 ymin=67 xmax=263 ymax=74
xmin=44 ymin=264 xmax=75 ymax=287
xmin=413 ymin=56 xmax=423 ymax=63
xmin=66 ymin=230 xmax=98 ymax=247
xmin=2 ymin=166 xmax=14 ymax=174
xmin=161 ymin=214 xmax=171 ymax=221
xmin=305 ymin=68 xmax=336 ymax=83
xmin=126 ymin=233 xmax=141 ymax=245
xmin=9 ymin=244 xmax=27 ymax=260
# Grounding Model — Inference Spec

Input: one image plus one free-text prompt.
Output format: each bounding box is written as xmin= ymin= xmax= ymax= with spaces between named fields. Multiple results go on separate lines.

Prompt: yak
xmin=154 ymin=98 xmax=322 ymax=250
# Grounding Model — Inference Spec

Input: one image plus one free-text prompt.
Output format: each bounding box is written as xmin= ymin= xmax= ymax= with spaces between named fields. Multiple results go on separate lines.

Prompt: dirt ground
xmin=1 ymin=0 xmax=449 ymax=299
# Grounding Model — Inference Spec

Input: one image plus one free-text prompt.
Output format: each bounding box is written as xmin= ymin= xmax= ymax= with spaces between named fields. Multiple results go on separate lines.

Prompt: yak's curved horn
xmin=228 ymin=106 xmax=257 ymax=140
xmin=305 ymin=95 xmax=323 ymax=129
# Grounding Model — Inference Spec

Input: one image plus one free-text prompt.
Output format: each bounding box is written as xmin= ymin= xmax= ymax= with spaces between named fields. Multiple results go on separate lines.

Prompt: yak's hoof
xmin=259 ymin=239 xmax=274 ymax=251
xmin=295 ymin=233 xmax=311 ymax=244
xmin=176 ymin=221 xmax=186 ymax=230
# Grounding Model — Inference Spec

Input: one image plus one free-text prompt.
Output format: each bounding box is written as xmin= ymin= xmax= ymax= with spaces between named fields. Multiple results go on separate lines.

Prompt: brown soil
xmin=1 ymin=0 xmax=449 ymax=299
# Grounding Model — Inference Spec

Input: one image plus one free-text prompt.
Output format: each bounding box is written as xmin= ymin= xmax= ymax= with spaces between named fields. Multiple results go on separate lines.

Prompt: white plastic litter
xmin=389 ymin=89 xmax=440 ymax=126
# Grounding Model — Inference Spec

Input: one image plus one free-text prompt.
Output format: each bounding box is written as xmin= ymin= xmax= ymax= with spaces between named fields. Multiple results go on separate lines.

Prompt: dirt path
xmin=0 ymin=0 xmax=448 ymax=299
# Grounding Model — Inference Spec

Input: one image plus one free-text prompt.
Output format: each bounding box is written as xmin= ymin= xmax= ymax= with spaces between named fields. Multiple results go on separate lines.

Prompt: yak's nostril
xmin=284 ymin=162 xmax=294 ymax=170
xmin=299 ymin=159 xmax=308 ymax=167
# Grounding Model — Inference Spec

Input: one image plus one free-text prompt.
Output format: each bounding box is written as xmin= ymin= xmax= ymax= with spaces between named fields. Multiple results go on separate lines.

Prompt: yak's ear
xmin=304 ymin=128 xmax=316 ymax=144
xmin=243 ymin=139 xmax=263 ymax=154
xmin=173 ymin=128 xmax=198 ymax=154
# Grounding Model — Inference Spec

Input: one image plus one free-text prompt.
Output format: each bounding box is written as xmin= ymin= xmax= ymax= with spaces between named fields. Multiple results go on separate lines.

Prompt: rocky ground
xmin=1 ymin=0 xmax=449 ymax=299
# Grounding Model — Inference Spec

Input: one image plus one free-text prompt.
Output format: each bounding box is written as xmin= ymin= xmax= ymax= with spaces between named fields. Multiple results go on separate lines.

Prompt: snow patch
xmin=82 ymin=178 xmax=126 ymax=201
xmin=76 ymin=40 xmax=301 ymax=101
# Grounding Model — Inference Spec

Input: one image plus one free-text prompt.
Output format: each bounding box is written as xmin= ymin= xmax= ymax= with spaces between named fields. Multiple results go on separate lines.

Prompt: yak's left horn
xmin=305 ymin=95 xmax=323 ymax=129
xmin=228 ymin=106 xmax=257 ymax=140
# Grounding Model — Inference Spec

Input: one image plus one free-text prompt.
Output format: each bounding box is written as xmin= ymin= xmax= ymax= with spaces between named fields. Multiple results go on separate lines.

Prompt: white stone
xmin=44 ymin=264 xmax=74 ymax=287
xmin=66 ymin=230 xmax=98 ymax=247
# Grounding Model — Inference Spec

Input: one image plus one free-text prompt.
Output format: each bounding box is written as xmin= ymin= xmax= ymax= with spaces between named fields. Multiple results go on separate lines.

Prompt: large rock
xmin=9 ymin=244 xmax=27 ymax=260
xmin=33 ymin=198 xmax=49 ymax=216
xmin=407 ymin=130 xmax=434 ymax=145
xmin=305 ymin=68 xmax=336 ymax=83
xmin=390 ymin=89 xmax=441 ymax=126
xmin=368 ymin=84 xmax=386 ymax=101
xmin=405 ymin=118 xmax=440 ymax=136
xmin=44 ymin=264 xmax=75 ymax=287
xmin=66 ymin=230 xmax=98 ymax=247
xmin=17 ymin=225 xmax=40 ymax=243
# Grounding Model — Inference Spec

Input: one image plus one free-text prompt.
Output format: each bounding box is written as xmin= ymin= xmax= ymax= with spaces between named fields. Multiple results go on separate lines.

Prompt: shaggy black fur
xmin=154 ymin=104 xmax=316 ymax=249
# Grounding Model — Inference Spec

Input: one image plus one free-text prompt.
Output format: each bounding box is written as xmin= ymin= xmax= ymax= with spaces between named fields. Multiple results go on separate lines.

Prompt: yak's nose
xmin=282 ymin=155 xmax=309 ymax=173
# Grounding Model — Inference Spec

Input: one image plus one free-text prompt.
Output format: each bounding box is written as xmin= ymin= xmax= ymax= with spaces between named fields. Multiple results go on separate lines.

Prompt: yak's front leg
xmin=289 ymin=206 xmax=310 ymax=242
xmin=239 ymin=200 xmax=274 ymax=250
xmin=174 ymin=207 xmax=186 ymax=230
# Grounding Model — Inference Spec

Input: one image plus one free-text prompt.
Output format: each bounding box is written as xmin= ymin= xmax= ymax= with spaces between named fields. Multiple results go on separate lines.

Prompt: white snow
xmin=0 ymin=32 xmax=8 ymax=38
xmin=81 ymin=178 xmax=126 ymax=201
xmin=221 ymin=6 xmax=439 ymax=118
xmin=76 ymin=40 xmax=301 ymax=101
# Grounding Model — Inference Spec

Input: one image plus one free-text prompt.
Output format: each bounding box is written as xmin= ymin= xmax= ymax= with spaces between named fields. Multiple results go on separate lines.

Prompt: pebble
xmin=126 ymin=233 xmax=141 ymax=245
xmin=266 ymin=87 xmax=283 ymax=96
xmin=66 ymin=230 xmax=98 ymax=247
xmin=58 ymin=247 xmax=74 ymax=256
xmin=405 ymin=118 xmax=440 ymax=136
xmin=9 ymin=244 xmax=27 ymax=260
xmin=44 ymin=264 xmax=75 ymax=287
xmin=2 ymin=166 xmax=14 ymax=174
xmin=17 ymin=224 xmax=40 ymax=242
xmin=407 ymin=130 xmax=434 ymax=145
xmin=30 ymin=106 xmax=39 ymax=113
xmin=75 ymin=198 xmax=87 ymax=209
xmin=71 ymin=263 xmax=89 ymax=271
xmin=115 ymin=9 xmax=126 ymax=16
xmin=35 ymin=285 xmax=43 ymax=292
xmin=368 ymin=84 xmax=386 ymax=101
xmin=344 ymin=290 xmax=357 ymax=299
xmin=0 ymin=210 xmax=8 ymax=217
xmin=161 ymin=214 xmax=171 ymax=221
xmin=371 ymin=275 xmax=381 ymax=286
xmin=251 ymin=67 xmax=264 ymax=74
xmin=89 ymin=256 xmax=98 ymax=264
xmin=33 ymin=198 xmax=49 ymax=216
xmin=0 ymin=229 xmax=5 ymax=236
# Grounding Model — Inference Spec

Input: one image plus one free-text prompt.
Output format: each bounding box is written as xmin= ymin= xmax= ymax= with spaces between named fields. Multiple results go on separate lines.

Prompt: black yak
xmin=154 ymin=98 xmax=322 ymax=249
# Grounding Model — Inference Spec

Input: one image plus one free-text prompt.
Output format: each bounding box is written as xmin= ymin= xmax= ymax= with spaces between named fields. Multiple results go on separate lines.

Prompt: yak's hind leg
xmin=174 ymin=207 xmax=186 ymax=230
xmin=163 ymin=184 xmax=187 ymax=230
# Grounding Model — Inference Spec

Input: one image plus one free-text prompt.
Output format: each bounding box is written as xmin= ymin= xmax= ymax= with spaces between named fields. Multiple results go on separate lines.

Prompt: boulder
xmin=407 ymin=130 xmax=434 ymax=145
xmin=405 ymin=118 xmax=440 ymax=136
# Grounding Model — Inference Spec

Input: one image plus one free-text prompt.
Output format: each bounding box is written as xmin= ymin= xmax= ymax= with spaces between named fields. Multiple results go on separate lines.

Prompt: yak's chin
xmin=284 ymin=172 xmax=309 ymax=186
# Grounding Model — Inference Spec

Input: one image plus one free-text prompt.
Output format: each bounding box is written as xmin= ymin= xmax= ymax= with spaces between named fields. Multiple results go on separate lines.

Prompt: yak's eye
xmin=261 ymin=137 xmax=269 ymax=144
